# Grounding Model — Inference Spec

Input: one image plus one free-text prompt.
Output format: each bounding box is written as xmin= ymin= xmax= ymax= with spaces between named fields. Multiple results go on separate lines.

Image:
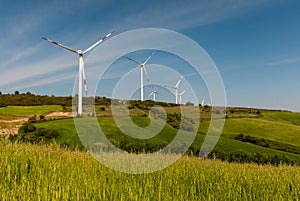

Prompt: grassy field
xmin=34 ymin=117 xmax=300 ymax=161
xmin=260 ymin=111 xmax=300 ymax=126
xmin=0 ymin=105 xmax=62 ymax=120
xmin=0 ymin=141 xmax=299 ymax=200
xmin=1 ymin=105 xmax=300 ymax=199
xmin=212 ymin=117 xmax=300 ymax=147
xmin=1 ymin=105 xmax=299 ymax=161
xmin=198 ymin=111 xmax=300 ymax=147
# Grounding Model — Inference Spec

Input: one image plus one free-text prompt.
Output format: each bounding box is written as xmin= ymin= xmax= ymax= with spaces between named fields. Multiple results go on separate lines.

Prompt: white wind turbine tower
xmin=42 ymin=30 xmax=115 ymax=116
xmin=201 ymin=97 xmax=205 ymax=106
xmin=178 ymin=89 xmax=187 ymax=105
xmin=123 ymin=51 xmax=155 ymax=101
xmin=165 ymin=76 xmax=183 ymax=104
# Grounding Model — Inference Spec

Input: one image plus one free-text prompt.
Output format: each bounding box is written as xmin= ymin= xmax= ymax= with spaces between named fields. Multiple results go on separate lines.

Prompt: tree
xmin=19 ymin=122 xmax=36 ymax=134
xmin=0 ymin=102 xmax=7 ymax=107
xmin=185 ymin=102 xmax=194 ymax=106
xmin=14 ymin=91 xmax=20 ymax=95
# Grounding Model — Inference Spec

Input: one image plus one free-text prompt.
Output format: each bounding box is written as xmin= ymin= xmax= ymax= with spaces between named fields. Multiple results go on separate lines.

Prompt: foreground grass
xmin=0 ymin=141 xmax=299 ymax=200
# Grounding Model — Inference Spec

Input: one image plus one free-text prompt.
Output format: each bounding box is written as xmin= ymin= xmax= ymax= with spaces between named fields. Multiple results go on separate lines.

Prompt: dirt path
xmin=44 ymin=111 xmax=75 ymax=119
xmin=0 ymin=118 xmax=29 ymax=136
xmin=0 ymin=112 xmax=75 ymax=136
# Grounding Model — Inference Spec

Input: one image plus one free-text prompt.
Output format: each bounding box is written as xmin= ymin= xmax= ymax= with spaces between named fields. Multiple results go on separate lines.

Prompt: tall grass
xmin=0 ymin=140 xmax=299 ymax=200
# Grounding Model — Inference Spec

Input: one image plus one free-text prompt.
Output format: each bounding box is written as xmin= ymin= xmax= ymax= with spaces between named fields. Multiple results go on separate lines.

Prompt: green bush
xmin=9 ymin=122 xmax=59 ymax=144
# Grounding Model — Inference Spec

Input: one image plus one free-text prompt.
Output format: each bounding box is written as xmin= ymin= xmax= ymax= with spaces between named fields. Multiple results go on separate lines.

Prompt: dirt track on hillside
xmin=0 ymin=118 xmax=28 ymax=136
xmin=0 ymin=112 xmax=75 ymax=136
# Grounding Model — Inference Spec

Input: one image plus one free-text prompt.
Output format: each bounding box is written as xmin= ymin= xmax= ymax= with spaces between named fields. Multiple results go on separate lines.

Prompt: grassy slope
xmin=0 ymin=105 xmax=62 ymax=120
xmin=261 ymin=111 xmax=300 ymax=126
xmin=0 ymin=141 xmax=299 ymax=200
xmin=198 ymin=112 xmax=300 ymax=147
xmin=2 ymin=105 xmax=299 ymax=160
xmin=34 ymin=117 xmax=300 ymax=161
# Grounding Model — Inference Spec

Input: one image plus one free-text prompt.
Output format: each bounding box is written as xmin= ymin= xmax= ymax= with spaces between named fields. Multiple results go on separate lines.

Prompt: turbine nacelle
xmin=77 ymin=50 xmax=83 ymax=55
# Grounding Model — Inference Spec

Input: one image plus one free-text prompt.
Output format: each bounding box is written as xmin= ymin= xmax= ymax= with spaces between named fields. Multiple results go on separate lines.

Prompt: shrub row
xmin=235 ymin=134 xmax=300 ymax=154
xmin=9 ymin=122 xmax=59 ymax=144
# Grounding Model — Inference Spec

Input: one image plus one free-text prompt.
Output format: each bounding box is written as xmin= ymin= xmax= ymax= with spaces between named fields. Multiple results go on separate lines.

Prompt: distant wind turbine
xmin=178 ymin=89 xmax=187 ymax=105
xmin=42 ymin=30 xmax=115 ymax=116
xmin=201 ymin=97 xmax=205 ymax=106
xmin=148 ymin=90 xmax=159 ymax=102
xmin=165 ymin=76 xmax=183 ymax=104
xmin=123 ymin=51 xmax=155 ymax=101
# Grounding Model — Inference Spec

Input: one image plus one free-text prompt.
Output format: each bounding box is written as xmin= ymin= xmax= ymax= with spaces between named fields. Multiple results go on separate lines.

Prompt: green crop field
xmin=0 ymin=141 xmax=299 ymax=200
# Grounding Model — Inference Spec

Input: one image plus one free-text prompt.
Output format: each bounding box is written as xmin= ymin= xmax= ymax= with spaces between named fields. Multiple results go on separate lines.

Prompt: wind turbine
xmin=42 ymin=30 xmax=115 ymax=116
xmin=148 ymin=90 xmax=159 ymax=102
xmin=123 ymin=51 xmax=155 ymax=101
xmin=201 ymin=97 xmax=205 ymax=106
xmin=165 ymin=76 xmax=183 ymax=104
xmin=178 ymin=89 xmax=187 ymax=105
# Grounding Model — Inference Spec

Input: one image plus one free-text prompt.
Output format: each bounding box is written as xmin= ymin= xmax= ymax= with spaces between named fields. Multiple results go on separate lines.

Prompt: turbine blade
xmin=123 ymin=56 xmax=141 ymax=65
xmin=42 ymin=37 xmax=78 ymax=54
xmin=83 ymin=30 xmax=115 ymax=54
xmin=81 ymin=61 xmax=88 ymax=96
xmin=174 ymin=76 xmax=183 ymax=88
xmin=148 ymin=91 xmax=154 ymax=97
xmin=143 ymin=66 xmax=151 ymax=83
xmin=179 ymin=89 xmax=186 ymax=95
xmin=164 ymin=84 xmax=176 ymax=89
xmin=143 ymin=51 xmax=155 ymax=65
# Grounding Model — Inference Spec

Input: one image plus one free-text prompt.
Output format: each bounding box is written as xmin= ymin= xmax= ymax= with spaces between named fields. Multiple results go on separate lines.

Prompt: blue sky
xmin=0 ymin=0 xmax=299 ymax=111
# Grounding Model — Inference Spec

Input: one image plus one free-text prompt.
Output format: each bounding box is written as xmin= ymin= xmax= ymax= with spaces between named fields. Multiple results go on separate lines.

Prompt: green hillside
xmin=34 ymin=116 xmax=300 ymax=162
xmin=1 ymin=103 xmax=300 ymax=164
xmin=0 ymin=105 xmax=62 ymax=120
xmin=198 ymin=111 xmax=300 ymax=146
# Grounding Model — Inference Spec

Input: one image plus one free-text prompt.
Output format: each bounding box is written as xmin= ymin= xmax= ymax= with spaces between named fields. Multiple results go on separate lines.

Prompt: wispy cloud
xmin=266 ymin=56 xmax=300 ymax=66
xmin=0 ymin=0 xmax=274 ymax=93
xmin=12 ymin=71 xmax=75 ymax=91
xmin=114 ymin=0 xmax=272 ymax=31
xmin=0 ymin=54 xmax=76 ymax=87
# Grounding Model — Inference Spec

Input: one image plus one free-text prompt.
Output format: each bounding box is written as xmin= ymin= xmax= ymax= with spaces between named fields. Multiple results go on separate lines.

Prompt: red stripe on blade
xmin=52 ymin=41 xmax=58 ymax=45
